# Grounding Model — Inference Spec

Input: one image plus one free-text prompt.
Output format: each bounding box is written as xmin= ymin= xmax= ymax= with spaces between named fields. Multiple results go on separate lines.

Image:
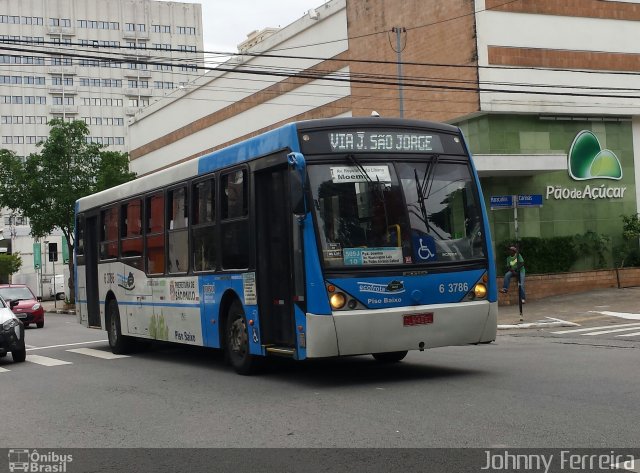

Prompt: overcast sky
xmin=181 ymin=0 xmax=327 ymax=54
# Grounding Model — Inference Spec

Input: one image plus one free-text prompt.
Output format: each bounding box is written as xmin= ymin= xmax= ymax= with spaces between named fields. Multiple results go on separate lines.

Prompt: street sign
xmin=62 ymin=235 xmax=69 ymax=264
xmin=33 ymin=243 xmax=41 ymax=270
xmin=490 ymin=195 xmax=514 ymax=210
xmin=517 ymin=194 xmax=543 ymax=207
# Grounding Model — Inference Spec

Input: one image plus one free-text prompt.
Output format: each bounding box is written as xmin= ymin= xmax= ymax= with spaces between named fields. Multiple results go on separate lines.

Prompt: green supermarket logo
xmin=568 ymin=130 xmax=622 ymax=180
xmin=546 ymin=130 xmax=626 ymax=201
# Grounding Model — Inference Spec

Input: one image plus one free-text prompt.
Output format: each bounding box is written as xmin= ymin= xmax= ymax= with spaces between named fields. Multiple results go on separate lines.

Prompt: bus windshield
xmin=308 ymin=159 xmax=485 ymax=268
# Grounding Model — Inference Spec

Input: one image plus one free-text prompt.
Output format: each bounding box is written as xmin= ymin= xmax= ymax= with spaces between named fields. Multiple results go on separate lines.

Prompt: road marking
xmin=585 ymin=326 xmax=640 ymax=336
xmin=552 ymin=322 xmax=640 ymax=335
xmin=67 ymin=348 xmax=128 ymax=359
xmin=0 ymin=366 xmax=10 ymax=373
xmin=617 ymin=331 xmax=640 ymax=338
xmin=26 ymin=355 xmax=72 ymax=366
xmin=544 ymin=317 xmax=579 ymax=326
xmin=26 ymin=340 xmax=108 ymax=351
xmin=589 ymin=310 xmax=640 ymax=320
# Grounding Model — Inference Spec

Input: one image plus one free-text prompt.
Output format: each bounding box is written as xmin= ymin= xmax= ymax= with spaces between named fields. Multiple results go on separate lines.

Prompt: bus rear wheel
xmin=372 ymin=351 xmax=408 ymax=363
xmin=225 ymin=301 xmax=261 ymax=375
xmin=107 ymin=300 xmax=132 ymax=355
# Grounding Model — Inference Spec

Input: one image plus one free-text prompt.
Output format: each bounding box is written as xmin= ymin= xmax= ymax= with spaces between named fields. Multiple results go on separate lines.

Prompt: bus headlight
xmin=473 ymin=283 xmax=487 ymax=299
xmin=329 ymin=292 xmax=347 ymax=310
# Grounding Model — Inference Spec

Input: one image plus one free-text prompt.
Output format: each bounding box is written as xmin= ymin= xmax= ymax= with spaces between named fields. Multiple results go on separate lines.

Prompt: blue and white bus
xmin=75 ymin=117 xmax=496 ymax=374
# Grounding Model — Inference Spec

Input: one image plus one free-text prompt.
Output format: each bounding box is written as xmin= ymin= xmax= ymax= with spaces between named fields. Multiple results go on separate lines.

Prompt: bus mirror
xmin=287 ymin=152 xmax=307 ymax=219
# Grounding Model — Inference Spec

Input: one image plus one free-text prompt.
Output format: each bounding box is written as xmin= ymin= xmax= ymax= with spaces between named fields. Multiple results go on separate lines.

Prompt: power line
xmin=4 ymin=43 xmax=640 ymax=102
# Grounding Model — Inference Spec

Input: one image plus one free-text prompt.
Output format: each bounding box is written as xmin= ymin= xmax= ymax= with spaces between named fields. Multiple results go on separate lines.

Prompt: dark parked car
xmin=0 ymin=295 xmax=26 ymax=362
xmin=0 ymin=284 xmax=45 ymax=328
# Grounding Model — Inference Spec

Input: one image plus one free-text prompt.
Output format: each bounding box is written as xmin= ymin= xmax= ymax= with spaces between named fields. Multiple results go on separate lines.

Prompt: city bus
xmin=75 ymin=117 xmax=497 ymax=374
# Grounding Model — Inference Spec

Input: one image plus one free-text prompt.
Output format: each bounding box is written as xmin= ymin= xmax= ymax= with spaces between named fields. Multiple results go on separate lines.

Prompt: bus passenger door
xmin=255 ymin=166 xmax=296 ymax=348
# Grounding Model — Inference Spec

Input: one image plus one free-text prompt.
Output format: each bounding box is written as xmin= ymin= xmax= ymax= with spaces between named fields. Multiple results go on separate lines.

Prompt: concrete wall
xmin=498 ymin=267 xmax=640 ymax=305
xmin=476 ymin=0 xmax=640 ymax=115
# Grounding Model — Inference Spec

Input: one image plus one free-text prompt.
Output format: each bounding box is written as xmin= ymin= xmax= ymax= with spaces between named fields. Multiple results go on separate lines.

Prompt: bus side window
xmin=120 ymin=199 xmax=143 ymax=269
xmin=99 ymin=206 xmax=118 ymax=260
xmin=145 ymin=192 xmax=165 ymax=274
xmin=220 ymin=169 xmax=249 ymax=269
xmin=191 ymin=178 xmax=216 ymax=272
xmin=168 ymin=186 xmax=188 ymax=273
xmin=76 ymin=214 xmax=85 ymax=256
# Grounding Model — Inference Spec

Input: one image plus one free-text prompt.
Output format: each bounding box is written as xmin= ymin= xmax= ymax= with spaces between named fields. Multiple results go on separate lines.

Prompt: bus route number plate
xmin=403 ymin=312 xmax=434 ymax=327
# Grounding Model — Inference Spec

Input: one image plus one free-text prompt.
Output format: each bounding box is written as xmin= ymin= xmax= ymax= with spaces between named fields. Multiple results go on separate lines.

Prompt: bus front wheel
xmin=107 ymin=300 xmax=132 ymax=355
xmin=372 ymin=351 xmax=408 ymax=363
xmin=225 ymin=301 xmax=261 ymax=375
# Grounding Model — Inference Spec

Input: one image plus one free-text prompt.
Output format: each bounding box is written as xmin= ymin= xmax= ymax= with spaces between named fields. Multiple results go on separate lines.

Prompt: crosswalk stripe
xmin=585 ymin=326 xmax=640 ymax=336
xmin=552 ymin=322 xmax=640 ymax=335
xmin=617 ymin=331 xmax=640 ymax=337
xmin=26 ymin=355 xmax=72 ymax=366
xmin=67 ymin=348 xmax=129 ymax=359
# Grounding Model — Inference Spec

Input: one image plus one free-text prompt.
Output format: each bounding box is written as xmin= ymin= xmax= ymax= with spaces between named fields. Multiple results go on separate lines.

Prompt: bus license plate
xmin=403 ymin=313 xmax=433 ymax=326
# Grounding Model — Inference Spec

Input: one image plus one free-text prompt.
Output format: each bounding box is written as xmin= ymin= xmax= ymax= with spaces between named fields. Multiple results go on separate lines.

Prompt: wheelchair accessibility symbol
xmin=414 ymin=235 xmax=436 ymax=262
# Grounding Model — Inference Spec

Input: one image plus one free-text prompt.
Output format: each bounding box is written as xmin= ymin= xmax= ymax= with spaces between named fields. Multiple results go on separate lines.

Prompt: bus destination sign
xmin=300 ymin=128 xmax=465 ymax=155
xmin=328 ymin=131 xmax=444 ymax=153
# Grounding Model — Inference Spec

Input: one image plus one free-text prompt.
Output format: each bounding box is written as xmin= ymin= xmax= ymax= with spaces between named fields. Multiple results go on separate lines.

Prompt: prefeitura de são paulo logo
xmin=8 ymin=449 xmax=73 ymax=472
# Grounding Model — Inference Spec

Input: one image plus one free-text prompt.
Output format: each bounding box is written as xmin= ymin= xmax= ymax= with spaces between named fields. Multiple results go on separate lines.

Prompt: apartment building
xmin=0 ymin=0 xmax=203 ymax=294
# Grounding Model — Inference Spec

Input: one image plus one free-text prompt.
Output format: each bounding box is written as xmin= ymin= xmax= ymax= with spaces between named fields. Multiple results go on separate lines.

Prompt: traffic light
xmin=48 ymin=242 xmax=58 ymax=262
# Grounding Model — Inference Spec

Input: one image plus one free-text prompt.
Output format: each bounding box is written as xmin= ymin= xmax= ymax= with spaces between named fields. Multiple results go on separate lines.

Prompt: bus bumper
xmin=305 ymin=301 xmax=497 ymax=358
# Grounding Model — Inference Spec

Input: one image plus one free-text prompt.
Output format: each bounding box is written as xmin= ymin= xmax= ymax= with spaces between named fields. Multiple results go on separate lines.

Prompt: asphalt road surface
xmin=1 ymin=311 xmax=638 ymax=453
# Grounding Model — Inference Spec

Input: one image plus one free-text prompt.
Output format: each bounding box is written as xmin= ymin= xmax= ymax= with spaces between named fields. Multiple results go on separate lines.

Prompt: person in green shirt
xmin=500 ymin=245 xmax=525 ymax=303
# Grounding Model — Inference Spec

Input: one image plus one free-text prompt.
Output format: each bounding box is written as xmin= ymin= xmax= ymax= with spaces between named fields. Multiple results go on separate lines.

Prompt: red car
xmin=0 ymin=284 xmax=45 ymax=328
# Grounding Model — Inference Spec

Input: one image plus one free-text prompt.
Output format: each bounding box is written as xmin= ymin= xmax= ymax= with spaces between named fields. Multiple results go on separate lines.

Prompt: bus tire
xmin=12 ymin=348 xmax=26 ymax=362
xmin=107 ymin=299 xmax=132 ymax=355
xmin=225 ymin=300 xmax=261 ymax=375
xmin=372 ymin=351 xmax=408 ymax=363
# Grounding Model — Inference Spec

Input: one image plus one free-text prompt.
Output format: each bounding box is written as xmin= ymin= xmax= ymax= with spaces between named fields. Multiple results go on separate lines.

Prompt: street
xmin=1 ymin=310 xmax=638 ymax=450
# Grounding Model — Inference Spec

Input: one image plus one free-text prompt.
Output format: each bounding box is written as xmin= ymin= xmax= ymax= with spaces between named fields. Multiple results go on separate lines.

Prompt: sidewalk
xmin=497 ymin=286 xmax=640 ymax=329
xmin=41 ymin=300 xmax=75 ymax=315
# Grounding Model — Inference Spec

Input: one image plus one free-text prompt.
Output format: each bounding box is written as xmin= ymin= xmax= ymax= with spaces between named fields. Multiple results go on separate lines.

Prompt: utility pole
xmin=391 ymin=26 xmax=406 ymax=118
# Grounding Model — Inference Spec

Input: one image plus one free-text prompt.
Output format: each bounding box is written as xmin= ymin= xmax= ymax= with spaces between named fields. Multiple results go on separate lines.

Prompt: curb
xmin=47 ymin=309 xmax=76 ymax=315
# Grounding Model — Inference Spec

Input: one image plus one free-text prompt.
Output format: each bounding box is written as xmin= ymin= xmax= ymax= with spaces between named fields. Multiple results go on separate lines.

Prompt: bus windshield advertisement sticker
xmin=330 ymin=166 xmax=391 ymax=184
xmin=243 ymin=272 xmax=257 ymax=305
xmin=343 ymin=247 xmax=403 ymax=265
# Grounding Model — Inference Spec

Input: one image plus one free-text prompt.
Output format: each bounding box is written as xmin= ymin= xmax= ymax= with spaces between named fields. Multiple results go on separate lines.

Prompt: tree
xmin=614 ymin=213 xmax=640 ymax=268
xmin=0 ymin=253 xmax=22 ymax=284
xmin=0 ymin=119 xmax=136 ymax=302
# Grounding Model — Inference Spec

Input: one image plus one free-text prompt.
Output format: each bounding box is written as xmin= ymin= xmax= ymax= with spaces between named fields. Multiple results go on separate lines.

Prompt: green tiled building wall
xmin=456 ymin=115 xmax=637 ymax=270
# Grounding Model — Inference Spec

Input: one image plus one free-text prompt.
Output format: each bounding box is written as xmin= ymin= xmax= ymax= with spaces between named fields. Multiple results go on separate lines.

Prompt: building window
xmin=177 ymin=26 xmax=196 ymax=35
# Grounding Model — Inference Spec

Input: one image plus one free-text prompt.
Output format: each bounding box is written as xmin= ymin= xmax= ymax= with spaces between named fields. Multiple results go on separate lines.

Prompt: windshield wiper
xmin=346 ymin=154 xmax=373 ymax=184
xmin=413 ymin=155 xmax=448 ymax=240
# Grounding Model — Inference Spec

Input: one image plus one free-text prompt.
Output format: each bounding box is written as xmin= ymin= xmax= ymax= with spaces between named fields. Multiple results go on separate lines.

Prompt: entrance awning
xmin=473 ymin=154 xmax=567 ymax=177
